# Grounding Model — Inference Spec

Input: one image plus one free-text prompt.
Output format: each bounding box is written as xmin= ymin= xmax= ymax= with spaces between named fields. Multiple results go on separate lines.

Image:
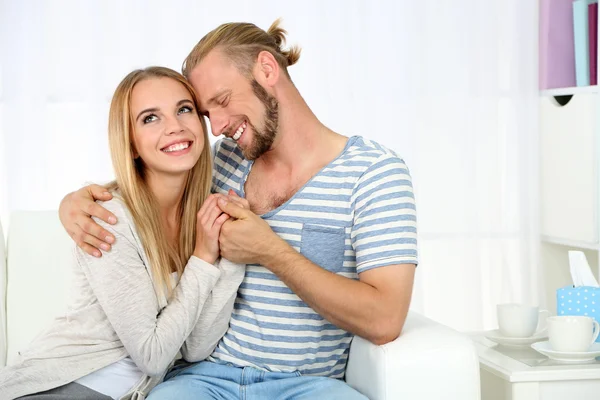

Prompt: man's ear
xmin=254 ymin=50 xmax=280 ymax=88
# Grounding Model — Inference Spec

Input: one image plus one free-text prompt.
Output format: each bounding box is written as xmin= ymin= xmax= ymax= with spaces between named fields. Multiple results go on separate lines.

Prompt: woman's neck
xmin=146 ymin=171 xmax=187 ymax=230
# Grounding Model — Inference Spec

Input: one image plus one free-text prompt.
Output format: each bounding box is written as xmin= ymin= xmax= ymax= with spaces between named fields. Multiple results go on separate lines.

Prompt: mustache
xmin=222 ymin=118 xmax=250 ymax=137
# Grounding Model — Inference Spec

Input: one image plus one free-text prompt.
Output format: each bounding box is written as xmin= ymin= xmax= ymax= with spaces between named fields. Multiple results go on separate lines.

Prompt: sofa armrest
xmin=345 ymin=311 xmax=480 ymax=400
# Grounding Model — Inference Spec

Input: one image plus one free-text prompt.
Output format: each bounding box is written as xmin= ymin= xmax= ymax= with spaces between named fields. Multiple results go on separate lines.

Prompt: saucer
xmin=484 ymin=329 xmax=548 ymax=346
xmin=531 ymin=341 xmax=600 ymax=363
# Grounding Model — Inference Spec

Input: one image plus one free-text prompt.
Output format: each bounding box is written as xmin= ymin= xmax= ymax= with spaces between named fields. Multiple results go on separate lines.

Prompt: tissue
xmin=568 ymin=251 xmax=599 ymax=288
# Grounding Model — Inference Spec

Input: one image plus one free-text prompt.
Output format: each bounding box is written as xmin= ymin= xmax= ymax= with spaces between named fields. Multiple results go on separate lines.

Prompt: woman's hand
xmin=193 ymin=191 xmax=250 ymax=264
xmin=193 ymin=194 xmax=231 ymax=264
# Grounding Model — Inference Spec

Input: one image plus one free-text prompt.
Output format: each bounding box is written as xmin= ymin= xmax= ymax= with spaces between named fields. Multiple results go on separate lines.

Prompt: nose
xmin=208 ymin=110 xmax=229 ymax=137
xmin=165 ymin=115 xmax=184 ymax=135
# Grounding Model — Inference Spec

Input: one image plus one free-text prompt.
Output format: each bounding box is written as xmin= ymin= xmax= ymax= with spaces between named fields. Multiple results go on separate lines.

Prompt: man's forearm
xmin=260 ymin=245 xmax=409 ymax=345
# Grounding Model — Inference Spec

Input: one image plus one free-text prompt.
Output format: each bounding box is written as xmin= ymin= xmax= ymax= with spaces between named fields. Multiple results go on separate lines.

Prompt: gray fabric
xmin=17 ymin=382 xmax=112 ymax=400
xmin=0 ymin=196 xmax=245 ymax=400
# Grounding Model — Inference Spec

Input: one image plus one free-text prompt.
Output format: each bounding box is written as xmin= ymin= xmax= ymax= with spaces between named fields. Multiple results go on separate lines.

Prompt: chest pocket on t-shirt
xmin=300 ymin=224 xmax=345 ymax=273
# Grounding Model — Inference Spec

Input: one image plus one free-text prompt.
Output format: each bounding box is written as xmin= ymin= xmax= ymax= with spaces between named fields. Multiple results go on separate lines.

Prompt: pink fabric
xmin=589 ymin=2 xmax=597 ymax=85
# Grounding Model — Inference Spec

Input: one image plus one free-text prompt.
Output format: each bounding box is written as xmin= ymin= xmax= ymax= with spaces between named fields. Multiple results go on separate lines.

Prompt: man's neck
xmin=256 ymin=84 xmax=346 ymax=174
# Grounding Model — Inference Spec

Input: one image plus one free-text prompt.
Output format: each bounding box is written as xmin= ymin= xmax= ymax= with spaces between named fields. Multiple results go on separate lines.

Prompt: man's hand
xmin=217 ymin=196 xmax=287 ymax=264
xmin=226 ymin=189 xmax=250 ymax=210
xmin=217 ymin=193 xmax=415 ymax=346
xmin=59 ymin=184 xmax=117 ymax=257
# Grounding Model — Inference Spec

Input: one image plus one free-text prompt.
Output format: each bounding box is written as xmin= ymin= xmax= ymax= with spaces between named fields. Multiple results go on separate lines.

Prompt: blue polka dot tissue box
xmin=557 ymin=285 xmax=600 ymax=342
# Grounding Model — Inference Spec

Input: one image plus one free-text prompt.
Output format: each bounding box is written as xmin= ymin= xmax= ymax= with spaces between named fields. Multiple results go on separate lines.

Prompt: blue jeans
xmin=147 ymin=361 xmax=368 ymax=400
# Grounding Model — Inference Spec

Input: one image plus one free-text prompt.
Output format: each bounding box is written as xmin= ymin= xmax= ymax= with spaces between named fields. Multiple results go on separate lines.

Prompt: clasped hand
xmin=215 ymin=193 xmax=286 ymax=265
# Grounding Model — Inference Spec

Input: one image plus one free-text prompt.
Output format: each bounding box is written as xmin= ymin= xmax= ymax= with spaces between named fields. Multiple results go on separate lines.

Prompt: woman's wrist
xmin=193 ymin=250 xmax=216 ymax=265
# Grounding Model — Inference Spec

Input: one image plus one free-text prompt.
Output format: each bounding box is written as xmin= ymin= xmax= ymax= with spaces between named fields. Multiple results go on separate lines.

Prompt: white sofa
xmin=0 ymin=211 xmax=481 ymax=400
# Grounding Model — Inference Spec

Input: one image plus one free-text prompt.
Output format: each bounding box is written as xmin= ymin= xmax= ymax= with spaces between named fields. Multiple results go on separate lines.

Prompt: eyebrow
xmin=200 ymin=89 xmax=231 ymax=113
xmin=135 ymin=99 xmax=194 ymax=122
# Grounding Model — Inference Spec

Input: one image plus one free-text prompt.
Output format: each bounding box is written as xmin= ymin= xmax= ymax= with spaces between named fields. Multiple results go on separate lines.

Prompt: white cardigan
xmin=0 ymin=197 xmax=244 ymax=400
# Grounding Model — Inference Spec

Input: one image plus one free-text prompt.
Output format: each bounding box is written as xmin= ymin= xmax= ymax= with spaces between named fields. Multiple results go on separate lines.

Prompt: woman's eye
xmin=220 ymin=97 xmax=229 ymax=107
xmin=178 ymin=106 xmax=193 ymax=115
xmin=143 ymin=114 xmax=158 ymax=124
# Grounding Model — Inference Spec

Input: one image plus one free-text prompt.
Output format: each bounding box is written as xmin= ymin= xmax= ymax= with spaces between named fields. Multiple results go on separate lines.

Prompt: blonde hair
xmin=182 ymin=18 xmax=301 ymax=80
xmin=106 ymin=66 xmax=212 ymax=297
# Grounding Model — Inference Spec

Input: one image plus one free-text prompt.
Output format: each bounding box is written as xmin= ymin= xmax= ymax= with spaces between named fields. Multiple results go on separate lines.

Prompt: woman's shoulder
xmin=92 ymin=195 xmax=137 ymax=239
xmin=97 ymin=194 xmax=131 ymax=219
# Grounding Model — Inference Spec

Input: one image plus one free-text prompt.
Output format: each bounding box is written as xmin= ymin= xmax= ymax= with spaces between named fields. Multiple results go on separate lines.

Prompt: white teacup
xmin=547 ymin=316 xmax=600 ymax=352
xmin=497 ymin=303 xmax=549 ymax=338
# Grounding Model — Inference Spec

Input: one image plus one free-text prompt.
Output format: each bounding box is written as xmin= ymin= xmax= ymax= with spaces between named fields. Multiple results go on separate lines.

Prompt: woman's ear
xmin=131 ymin=144 xmax=139 ymax=159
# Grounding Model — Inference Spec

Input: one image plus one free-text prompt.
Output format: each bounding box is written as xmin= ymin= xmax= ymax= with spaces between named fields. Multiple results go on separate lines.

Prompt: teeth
xmin=232 ymin=122 xmax=247 ymax=141
xmin=163 ymin=142 xmax=190 ymax=152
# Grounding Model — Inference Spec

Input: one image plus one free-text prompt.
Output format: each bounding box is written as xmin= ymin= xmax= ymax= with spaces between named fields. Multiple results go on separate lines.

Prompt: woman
xmin=0 ymin=67 xmax=244 ymax=400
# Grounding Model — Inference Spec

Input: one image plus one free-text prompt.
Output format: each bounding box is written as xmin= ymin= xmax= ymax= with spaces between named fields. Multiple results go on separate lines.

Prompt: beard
xmin=240 ymin=80 xmax=278 ymax=160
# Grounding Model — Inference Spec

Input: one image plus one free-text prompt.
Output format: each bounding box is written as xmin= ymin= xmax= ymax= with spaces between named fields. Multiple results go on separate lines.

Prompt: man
xmin=59 ymin=20 xmax=418 ymax=399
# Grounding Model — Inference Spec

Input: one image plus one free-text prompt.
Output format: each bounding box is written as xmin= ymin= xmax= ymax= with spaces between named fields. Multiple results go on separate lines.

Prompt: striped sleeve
xmin=211 ymin=139 xmax=245 ymax=195
xmin=211 ymin=140 xmax=221 ymax=194
xmin=351 ymin=154 xmax=418 ymax=273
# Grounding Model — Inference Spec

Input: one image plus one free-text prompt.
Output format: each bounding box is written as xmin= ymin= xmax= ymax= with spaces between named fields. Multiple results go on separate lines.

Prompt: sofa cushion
xmin=5 ymin=211 xmax=74 ymax=365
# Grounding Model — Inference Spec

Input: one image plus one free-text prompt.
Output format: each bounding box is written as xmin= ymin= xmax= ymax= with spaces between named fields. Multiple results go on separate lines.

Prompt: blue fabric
xmin=147 ymin=361 xmax=368 ymax=400
xmin=208 ymin=136 xmax=418 ymax=377
xmin=557 ymin=285 xmax=600 ymax=342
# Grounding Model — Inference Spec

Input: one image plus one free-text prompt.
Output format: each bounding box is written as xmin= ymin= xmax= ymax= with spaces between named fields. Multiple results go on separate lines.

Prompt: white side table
xmin=473 ymin=335 xmax=600 ymax=400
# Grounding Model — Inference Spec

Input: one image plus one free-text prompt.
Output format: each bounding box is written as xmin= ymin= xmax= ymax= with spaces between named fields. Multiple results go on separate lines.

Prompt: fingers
xmin=227 ymin=195 xmax=250 ymax=210
xmin=88 ymin=184 xmax=113 ymax=202
xmin=217 ymin=198 xmax=247 ymax=219
xmin=197 ymin=194 xmax=221 ymax=223
xmin=197 ymin=193 xmax=247 ymax=230
xmin=76 ymin=212 xmax=115 ymax=246
xmin=69 ymin=227 xmax=105 ymax=258
xmin=79 ymin=242 xmax=103 ymax=258
xmin=60 ymin=186 xmax=116 ymax=254
xmin=83 ymin=232 xmax=112 ymax=256
xmin=218 ymin=220 xmax=233 ymax=248
xmin=213 ymin=212 xmax=230 ymax=230
xmin=227 ymin=190 xmax=250 ymax=209
xmin=203 ymin=202 xmax=226 ymax=231
xmin=198 ymin=193 xmax=226 ymax=214
xmin=82 ymin=198 xmax=117 ymax=226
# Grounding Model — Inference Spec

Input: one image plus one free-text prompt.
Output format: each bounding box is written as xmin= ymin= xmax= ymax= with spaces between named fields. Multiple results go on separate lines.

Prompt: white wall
xmin=0 ymin=0 xmax=540 ymax=331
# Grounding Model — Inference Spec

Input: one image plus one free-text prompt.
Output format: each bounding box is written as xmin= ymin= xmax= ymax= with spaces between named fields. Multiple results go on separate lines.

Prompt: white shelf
xmin=541 ymin=235 xmax=600 ymax=251
xmin=540 ymin=86 xmax=599 ymax=97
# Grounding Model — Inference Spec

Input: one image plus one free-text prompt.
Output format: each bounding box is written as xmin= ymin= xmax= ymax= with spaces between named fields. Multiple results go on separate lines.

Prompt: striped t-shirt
xmin=208 ymin=135 xmax=418 ymax=378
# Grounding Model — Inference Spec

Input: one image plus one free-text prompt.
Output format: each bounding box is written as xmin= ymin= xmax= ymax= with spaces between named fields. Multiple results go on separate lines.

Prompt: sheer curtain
xmin=0 ymin=0 xmax=541 ymax=331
